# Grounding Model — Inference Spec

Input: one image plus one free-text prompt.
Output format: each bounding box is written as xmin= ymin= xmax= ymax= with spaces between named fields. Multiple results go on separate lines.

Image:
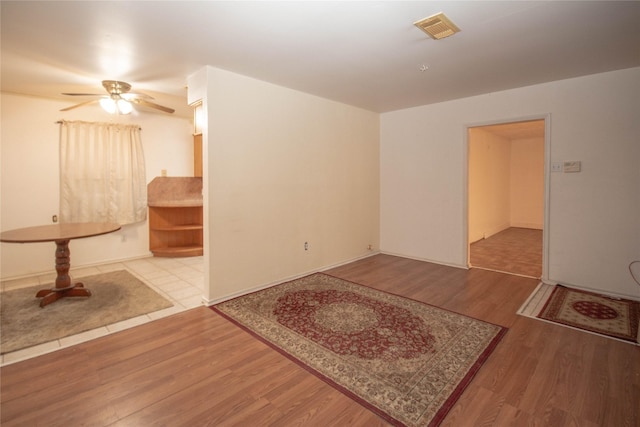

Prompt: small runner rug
xmin=1 ymin=270 xmax=173 ymax=354
xmin=211 ymin=273 xmax=507 ymax=427
xmin=519 ymin=283 xmax=640 ymax=344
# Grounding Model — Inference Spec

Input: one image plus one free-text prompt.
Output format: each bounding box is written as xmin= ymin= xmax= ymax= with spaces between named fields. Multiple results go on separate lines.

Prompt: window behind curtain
xmin=59 ymin=120 xmax=147 ymax=224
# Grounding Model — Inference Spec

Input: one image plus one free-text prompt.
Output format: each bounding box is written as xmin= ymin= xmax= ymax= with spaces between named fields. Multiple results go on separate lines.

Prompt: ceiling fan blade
xmin=122 ymin=92 xmax=153 ymax=100
xmin=60 ymin=80 xmax=168 ymax=113
xmin=131 ymin=99 xmax=175 ymax=114
xmin=60 ymin=99 xmax=100 ymax=111
xmin=62 ymin=93 xmax=104 ymax=96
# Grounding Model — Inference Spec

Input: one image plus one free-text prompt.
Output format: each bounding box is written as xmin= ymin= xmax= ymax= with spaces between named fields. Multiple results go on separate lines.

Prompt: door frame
xmin=462 ymin=114 xmax=551 ymax=281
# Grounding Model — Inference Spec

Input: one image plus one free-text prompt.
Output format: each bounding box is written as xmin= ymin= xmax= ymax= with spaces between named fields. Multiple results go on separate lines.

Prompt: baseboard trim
xmin=203 ymin=251 xmax=381 ymax=306
xmin=378 ymin=251 xmax=468 ymax=270
xmin=0 ymin=253 xmax=155 ymax=282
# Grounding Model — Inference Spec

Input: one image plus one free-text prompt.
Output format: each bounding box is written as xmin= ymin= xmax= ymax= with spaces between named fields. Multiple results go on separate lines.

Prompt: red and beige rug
xmin=211 ymin=273 xmax=507 ymax=427
xmin=519 ymin=283 xmax=640 ymax=344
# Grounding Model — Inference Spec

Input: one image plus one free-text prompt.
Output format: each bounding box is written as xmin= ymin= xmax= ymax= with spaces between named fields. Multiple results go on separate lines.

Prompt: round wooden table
xmin=0 ymin=222 xmax=121 ymax=307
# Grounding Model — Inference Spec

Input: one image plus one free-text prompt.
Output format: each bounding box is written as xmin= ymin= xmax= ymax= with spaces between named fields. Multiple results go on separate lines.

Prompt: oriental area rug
xmin=1 ymin=270 xmax=173 ymax=354
xmin=519 ymin=283 xmax=640 ymax=344
xmin=211 ymin=273 xmax=507 ymax=427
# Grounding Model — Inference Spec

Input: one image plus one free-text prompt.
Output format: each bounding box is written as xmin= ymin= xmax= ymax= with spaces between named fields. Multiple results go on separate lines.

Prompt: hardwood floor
xmin=1 ymin=254 xmax=638 ymax=426
xmin=470 ymin=227 xmax=542 ymax=278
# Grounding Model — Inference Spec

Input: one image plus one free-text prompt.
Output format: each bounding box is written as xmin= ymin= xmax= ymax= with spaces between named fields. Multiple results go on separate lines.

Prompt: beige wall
xmin=0 ymin=93 xmax=193 ymax=278
xmin=510 ymin=137 xmax=544 ymax=229
xmin=381 ymin=67 xmax=640 ymax=299
xmin=468 ymin=128 xmax=511 ymax=243
xmin=468 ymin=130 xmax=544 ymax=244
xmin=191 ymin=67 xmax=380 ymax=303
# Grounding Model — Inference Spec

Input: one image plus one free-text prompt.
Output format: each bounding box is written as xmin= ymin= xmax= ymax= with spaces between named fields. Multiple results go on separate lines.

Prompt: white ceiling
xmin=2 ymin=1 xmax=639 ymax=119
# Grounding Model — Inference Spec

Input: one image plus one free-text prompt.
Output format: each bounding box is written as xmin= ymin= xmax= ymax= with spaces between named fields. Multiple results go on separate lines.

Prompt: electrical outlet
xmin=161 ymin=169 xmax=167 ymax=177
xmin=304 ymin=241 xmax=309 ymax=251
xmin=551 ymin=162 xmax=563 ymax=172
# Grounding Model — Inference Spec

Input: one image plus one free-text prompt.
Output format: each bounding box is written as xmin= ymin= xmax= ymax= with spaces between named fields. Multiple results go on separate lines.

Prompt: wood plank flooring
xmin=1 ymin=254 xmax=638 ymax=426
xmin=470 ymin=227 xmax=542 ymax=278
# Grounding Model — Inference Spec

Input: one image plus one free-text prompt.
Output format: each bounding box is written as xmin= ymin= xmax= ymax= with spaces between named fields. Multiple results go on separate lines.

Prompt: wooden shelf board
xmin=151 ymin=225 xmax=203 ymax=232
xmin=151 ymin=245 xmax=203 ymax=257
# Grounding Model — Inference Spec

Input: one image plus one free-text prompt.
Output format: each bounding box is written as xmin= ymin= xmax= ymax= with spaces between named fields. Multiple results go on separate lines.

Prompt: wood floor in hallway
xmin=470 ymin=227 xmax=542 ymax=278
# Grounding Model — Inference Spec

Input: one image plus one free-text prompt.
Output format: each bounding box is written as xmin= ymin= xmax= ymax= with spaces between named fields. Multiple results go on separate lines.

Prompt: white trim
xmin=516 ymin=281 xmax=551 ymax=316
xmin=510 ymin=222 xmax=543 ymax=230
xmin=541 ymin=114 xmax=551 ymax=282
xmin=379 ymin=250 xmax=469 ymax=270
xmin=0 ymin=253 xmax=154 ymax=282
xmin=463 ymin=114 xmax=551 ymax=282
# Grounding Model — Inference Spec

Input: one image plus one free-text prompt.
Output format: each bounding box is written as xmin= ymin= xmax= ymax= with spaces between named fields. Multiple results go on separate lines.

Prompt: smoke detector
xmin=414 ymin=12 xmax=461 ymax=40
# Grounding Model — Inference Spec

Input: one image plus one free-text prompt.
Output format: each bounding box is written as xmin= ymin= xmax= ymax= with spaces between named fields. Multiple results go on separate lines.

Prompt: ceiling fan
xmin=60 ymin=80 xmax=175 ymax=114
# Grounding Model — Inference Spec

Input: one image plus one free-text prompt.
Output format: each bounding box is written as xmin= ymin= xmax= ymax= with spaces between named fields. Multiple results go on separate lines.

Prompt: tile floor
xmin=0 ymin=255 xmax=205 ymax=367
xmin=516 ymin=282 xmax=554 ymax=318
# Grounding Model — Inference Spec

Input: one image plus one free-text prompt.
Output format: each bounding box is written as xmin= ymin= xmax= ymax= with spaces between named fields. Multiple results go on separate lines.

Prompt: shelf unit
xmin=148 ymin=205 xmax=203 ymax=257
xmin=147 ymin=177 xmax=203 ymax=257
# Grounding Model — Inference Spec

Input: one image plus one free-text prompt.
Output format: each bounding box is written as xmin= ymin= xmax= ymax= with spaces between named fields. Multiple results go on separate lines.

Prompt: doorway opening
xmin=466 ymin=118 xmax=548 ymax=279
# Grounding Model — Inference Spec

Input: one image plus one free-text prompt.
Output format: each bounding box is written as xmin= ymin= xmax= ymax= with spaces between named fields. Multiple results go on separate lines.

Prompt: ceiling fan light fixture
xmin=117 ymin=99 xmax=133 ymax=114
xmin=99 ymin=97 xmax=117 ymax=114
xmin=99 ymin=97 xmax=132 ymax=114
xmin=414 ymin=12 xmax=460 ymax=40
xmin=103 ymin=80 xmax=131 ymax=95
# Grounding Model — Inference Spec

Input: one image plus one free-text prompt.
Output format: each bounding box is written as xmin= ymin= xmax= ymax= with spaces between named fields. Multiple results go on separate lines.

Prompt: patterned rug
xmin=518 ymin=283 xmax=640 ymax=344
xmin=211 ymin=273 xmax=507 ymax=426
xmin=537 ymin=285 xmax=640 ymax=344
xmin=1 ymin=270 xmax=173 ymax=354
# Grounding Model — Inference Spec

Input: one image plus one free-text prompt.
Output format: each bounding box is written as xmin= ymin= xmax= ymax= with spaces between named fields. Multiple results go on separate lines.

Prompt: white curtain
xmin=59 ymin=120 xmax=147 ymax=224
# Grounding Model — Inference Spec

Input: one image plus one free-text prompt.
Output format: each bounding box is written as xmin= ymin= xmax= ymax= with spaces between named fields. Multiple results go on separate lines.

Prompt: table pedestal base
xmin=35 ymin=283 xmax=91 ymax=308
xmin=35 ymin=238 xmax=92 ymax=308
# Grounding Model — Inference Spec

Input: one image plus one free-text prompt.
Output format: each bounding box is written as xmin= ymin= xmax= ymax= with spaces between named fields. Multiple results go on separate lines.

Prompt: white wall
xmin=193 ymin=67 xmax=380 ymax=303
xmin=381 ymin=67 xmax=640 ymax=299
xmin=4 ymin=67 xmax=638 ymax=300
xmin=0 ymin=93 xmax=193 ymax=278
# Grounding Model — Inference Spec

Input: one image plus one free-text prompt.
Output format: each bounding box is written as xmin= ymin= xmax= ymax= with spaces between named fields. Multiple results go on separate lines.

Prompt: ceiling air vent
xmin=414 ymin=12 xmax=460 ymax=40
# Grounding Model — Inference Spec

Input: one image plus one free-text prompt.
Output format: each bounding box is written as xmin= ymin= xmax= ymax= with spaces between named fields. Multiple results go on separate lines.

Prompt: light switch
xmin=563 ymin=161 xmax=581 ymax=173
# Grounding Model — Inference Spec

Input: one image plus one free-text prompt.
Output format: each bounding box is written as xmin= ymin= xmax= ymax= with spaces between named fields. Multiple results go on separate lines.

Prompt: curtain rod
xmin=55 ymin=120 xmax=142 ymax=130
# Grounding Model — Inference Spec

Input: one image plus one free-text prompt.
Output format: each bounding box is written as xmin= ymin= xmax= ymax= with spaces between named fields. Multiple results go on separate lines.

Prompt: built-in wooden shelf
xmin=148 ymin=177 xmax=203 ymax=257
xmin=149 ymin=244 xmax=203 ymax=258
xmin=152 ymin=224 xmax=203 ymax=232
